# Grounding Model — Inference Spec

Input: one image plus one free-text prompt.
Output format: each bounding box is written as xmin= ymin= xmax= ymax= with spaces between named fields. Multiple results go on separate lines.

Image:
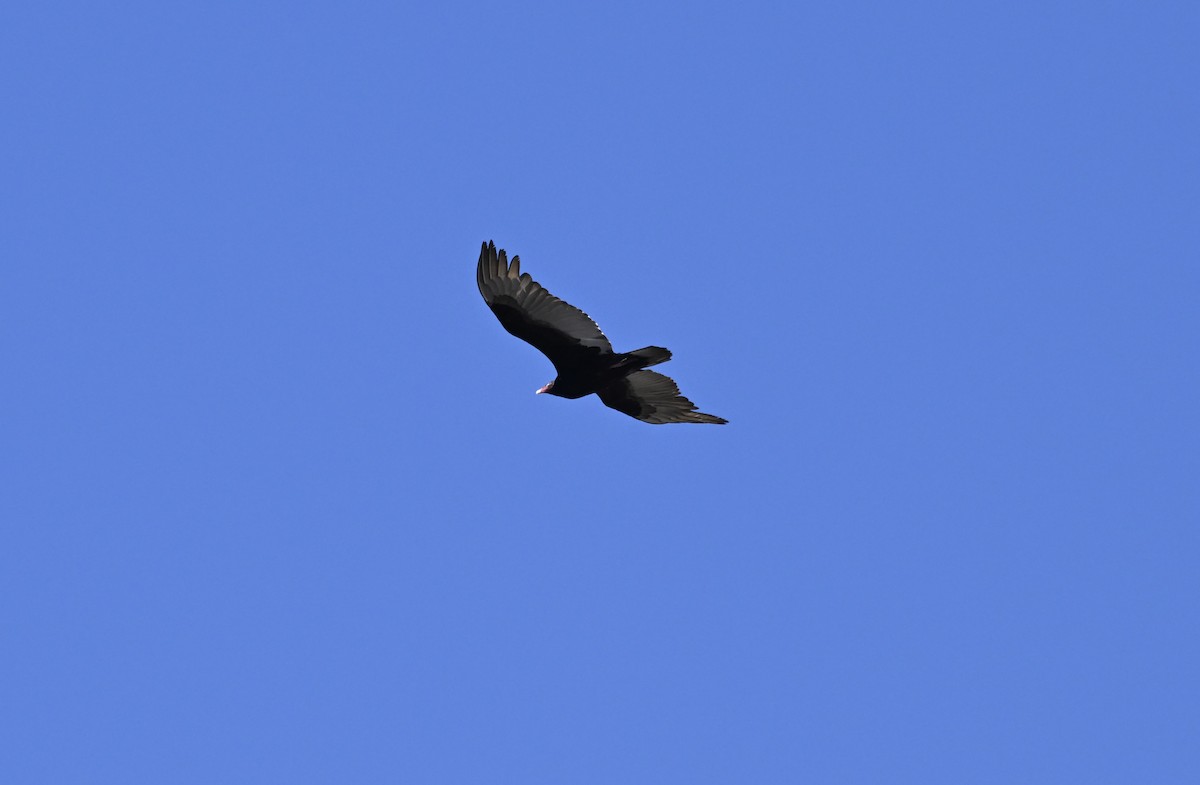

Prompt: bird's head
xmin=535 ymin=381 xmax=554 ymax=395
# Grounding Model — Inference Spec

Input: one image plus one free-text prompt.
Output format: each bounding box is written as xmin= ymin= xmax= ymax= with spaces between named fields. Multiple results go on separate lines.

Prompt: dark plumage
xmin=476 ymin=240 xmax=727 ymax=424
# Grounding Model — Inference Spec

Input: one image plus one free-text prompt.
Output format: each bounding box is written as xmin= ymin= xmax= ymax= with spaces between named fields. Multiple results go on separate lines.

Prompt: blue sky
xmin=2 ymin=1 xmax=1197 ymax=782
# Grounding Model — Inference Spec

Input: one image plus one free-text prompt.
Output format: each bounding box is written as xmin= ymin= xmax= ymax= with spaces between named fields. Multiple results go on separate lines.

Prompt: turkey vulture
xmin=476 ymin=240 xmax=727 ymax=425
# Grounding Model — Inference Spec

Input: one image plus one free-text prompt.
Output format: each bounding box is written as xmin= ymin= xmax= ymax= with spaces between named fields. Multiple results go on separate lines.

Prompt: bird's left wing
xmin=597 ymin=370 xmax=727 ymax=424
xmin=477 ymin=241 xmax=612 ymax=369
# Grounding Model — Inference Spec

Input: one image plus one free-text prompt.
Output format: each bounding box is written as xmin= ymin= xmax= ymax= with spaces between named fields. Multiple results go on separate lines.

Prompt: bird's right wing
xmin=477 ymin=241 xmax=613 ymax=370
xmin=597 ymin=370 xmax=727 ymax=424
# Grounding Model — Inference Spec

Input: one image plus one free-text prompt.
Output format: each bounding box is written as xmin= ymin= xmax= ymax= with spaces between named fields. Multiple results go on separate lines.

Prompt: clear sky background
xmin=3 ymin=2 xmax=1197 ymax=783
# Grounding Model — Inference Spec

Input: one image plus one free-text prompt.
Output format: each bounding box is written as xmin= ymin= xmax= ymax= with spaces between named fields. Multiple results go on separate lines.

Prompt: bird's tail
xmin=623 ymin=346 xmax=672 ymax=369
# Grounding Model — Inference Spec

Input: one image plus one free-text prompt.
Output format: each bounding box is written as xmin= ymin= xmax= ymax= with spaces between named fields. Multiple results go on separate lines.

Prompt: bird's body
xmin=529 ymin=345 xmax=671 ymax=399
xmin=476 ymin=240 xmax=726 ymax=425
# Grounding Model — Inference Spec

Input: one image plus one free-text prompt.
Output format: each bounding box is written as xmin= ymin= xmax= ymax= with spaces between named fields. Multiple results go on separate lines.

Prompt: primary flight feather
xmin=476 ymin=240 xmax=727 ymax=425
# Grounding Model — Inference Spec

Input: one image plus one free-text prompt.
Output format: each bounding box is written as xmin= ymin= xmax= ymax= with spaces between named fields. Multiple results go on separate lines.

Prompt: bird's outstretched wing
xmin=477 ymin=240 xmax=613 ymax=370
xmin=597 ymin=370 xmax=727 ymax=424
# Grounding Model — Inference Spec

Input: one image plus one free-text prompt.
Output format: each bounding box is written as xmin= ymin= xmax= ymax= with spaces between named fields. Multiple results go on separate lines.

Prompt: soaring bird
xmin=476 ymin=240 xmax=727 ymax=424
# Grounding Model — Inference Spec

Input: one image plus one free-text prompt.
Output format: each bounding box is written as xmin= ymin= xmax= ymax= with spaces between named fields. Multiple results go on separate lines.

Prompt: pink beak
xmin=535 ymin=383 xmax=553 ymax=394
